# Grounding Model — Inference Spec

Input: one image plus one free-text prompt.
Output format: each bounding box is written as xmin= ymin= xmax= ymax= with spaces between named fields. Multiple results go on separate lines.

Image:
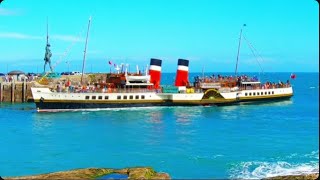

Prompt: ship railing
xmin=111 ymin=88 xmax=159 ymax=93
xmin=219 ymin=88 xmax=231 ymax=93
xmin=195 ymin=77 xmax=260 ymax=84
xmin=238 ymin=83 xmax=291 ymax=91
xmin=197 ymin=79 xmax=238 ymax=84
xmin=58 ymin=87 xmax=161 ymax=93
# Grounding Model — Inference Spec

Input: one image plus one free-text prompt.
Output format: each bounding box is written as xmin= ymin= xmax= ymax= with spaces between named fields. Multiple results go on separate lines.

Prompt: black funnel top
xmin=178 ymin=59 xmax=189 ymax=66
xmin=150 ymin=58 xmax=162 ymax=66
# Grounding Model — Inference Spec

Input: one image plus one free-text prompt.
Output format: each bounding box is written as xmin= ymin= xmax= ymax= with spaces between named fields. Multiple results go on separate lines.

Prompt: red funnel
xmin=149 ymin=58 xmax=162 ymax=89
xmin=175 ymin=59 xmax=189 ymax=86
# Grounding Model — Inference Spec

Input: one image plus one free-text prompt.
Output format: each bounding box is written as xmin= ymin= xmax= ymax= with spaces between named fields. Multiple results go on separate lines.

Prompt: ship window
xmin=105 ymin=96 xmax=109 ymax=100
xmin=261 ymin=92 xmax=263 ymax=95
xmin=268 ymin=91 xmax=271 ymax=95
xmin=92 ymin=96 xmax=96 ymax=100
xmin=141 ymin=95 xmax=145 ymax=99
xmin=245 ymin=93 xmax=247 ymax=96
xmin=265 ymin=92 xmax=267 ymax=95
xmin=249 ymin=93 xmax=252 ymax=96
xmin=98 ymin=96 xmax=102 ymax=100
xmin=135 ymin=95 xmax=139 ymax=99
xmin=123 ymin=95 xmax=127 ymax=99
xmin=85 ymin=96 xmax=90 ymax=100
xmin=117 ymin=95 xmax=121 ymax=100
xmin=129 ymin=95 xmax=133 ymax=99
xmin=272 ymin=91 xmax=274 ymax=94
xmin=253 ymin=92 xmax=256 ymax=96
xmin=257 ymin=92 xmax=260 ymax=95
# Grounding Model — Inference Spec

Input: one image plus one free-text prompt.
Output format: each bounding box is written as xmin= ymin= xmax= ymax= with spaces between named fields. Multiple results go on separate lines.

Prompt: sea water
xmin=0 ymin=72 xmax=318 ymax=179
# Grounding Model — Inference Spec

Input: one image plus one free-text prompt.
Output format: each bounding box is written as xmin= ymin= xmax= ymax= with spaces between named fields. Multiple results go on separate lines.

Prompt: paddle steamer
xmin=31 ymin=22 xmax=293 ymax=112
xmin=31 ymin=58 xmax=293 ymax=112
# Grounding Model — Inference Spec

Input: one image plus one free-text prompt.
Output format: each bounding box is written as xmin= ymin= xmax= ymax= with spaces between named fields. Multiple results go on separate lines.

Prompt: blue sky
xmin=0 ymin=0 xmax=318 ymax=73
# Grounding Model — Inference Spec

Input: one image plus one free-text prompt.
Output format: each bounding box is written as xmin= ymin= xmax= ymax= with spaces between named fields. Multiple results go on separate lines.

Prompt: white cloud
xmin=0 ymin=8 xmax=21 ymax=16
xmin=0 ymin=32 xmax=43 ymax=40
xmin=0 ymin=32 xmax=84 ymax=42
xmin=51 ymin=35 xmax=84 ymax=42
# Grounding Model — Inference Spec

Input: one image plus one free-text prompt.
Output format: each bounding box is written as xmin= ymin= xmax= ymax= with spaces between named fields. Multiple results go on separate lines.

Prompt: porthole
xmin=92 ymin=96 xmax=96 ymax=100
xmin=85 ymin=96 xmax=90 ymax=100
xmin=117 ymin=95 xmax=121 ymax=100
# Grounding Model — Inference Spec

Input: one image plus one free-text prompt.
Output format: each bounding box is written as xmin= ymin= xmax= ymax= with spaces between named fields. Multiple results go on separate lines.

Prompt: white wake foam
xmin=229 ymin=160 xmax=319 ymax=179
xmin=229 ymin=151 xmax=319 ymax=179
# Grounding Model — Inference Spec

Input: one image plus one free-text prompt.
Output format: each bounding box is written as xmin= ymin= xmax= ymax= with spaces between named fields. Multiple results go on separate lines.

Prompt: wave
xmin=229 ymin=151 xmax=319 ymax=179
xmin=309 ymin=86 xmax=320 ymax=89
xmin=229 ymin=161 xmax=319 ymax=179
xmin=304 ymin=150 xmax=319 ymax=160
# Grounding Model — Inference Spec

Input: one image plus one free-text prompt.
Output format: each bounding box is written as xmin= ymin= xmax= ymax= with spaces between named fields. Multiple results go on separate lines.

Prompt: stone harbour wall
xmin=0 ymin=81 xmax=35 ymax=103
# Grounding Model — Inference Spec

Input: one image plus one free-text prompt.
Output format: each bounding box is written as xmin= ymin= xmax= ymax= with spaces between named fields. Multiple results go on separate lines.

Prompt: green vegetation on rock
xmin=4 ymin=167 xmax=170 ymax=180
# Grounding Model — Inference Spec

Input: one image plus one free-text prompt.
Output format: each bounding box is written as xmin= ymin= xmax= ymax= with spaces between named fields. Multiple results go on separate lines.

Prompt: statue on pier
xmin=43 ymin=43 xmax=53 ymax=72
xmin=43 ymin=18 xmax=53 ymax=73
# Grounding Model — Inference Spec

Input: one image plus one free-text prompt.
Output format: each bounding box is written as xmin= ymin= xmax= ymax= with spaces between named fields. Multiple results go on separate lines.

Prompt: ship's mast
xmin=80 ymin=17 xmax=92 ymax=84
xmin=234 ymin=24 xmax=246 ymax=76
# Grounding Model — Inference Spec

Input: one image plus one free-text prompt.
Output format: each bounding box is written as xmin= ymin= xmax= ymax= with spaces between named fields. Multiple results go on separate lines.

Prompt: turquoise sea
xmin=0 ymin=72 xmax=318 ymax=179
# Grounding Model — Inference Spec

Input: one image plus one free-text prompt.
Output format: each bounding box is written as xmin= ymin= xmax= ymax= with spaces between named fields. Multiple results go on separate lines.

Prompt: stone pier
xmin=0 ymin=81 xmax=35 ymax=103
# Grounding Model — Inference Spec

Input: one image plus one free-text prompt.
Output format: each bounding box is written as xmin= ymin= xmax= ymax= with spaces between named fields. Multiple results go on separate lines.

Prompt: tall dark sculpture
xmin=44 ymin=43 xmax=53 ymax=72
xmin=43 ymin=19 xmax=53 ymax=72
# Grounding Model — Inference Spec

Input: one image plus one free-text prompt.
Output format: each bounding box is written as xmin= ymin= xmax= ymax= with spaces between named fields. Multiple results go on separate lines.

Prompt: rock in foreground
xmin=3 ymin=167 xmax=170 ymax=179
xmin=263 ymin=173 xmax=319 ymax=180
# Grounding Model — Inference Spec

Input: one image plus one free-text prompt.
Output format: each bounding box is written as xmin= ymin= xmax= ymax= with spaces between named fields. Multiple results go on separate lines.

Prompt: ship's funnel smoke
xmin=149 ymin=58 xmax=162 ymax=89
xmin=175 ymin=59 xmax=189 ymax=86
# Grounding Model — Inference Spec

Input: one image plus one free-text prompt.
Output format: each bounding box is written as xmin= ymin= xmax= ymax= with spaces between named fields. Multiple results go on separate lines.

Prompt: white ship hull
xmin=31 ymin=87 xmax=293 ymax=112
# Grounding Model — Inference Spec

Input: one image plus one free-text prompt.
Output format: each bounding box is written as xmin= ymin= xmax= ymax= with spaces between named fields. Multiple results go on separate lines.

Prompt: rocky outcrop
xmin=263 ymin=173 xmax=319 ymax=180
xmin=3 ymin=167 xmax=170 ymax=180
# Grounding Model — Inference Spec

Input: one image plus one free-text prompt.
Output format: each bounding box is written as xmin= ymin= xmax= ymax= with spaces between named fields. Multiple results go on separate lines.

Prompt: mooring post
xmin=23 ymin=78 xmax=26 ymax=102
xmin=11 ymin=80 xmax=15 ymax=103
